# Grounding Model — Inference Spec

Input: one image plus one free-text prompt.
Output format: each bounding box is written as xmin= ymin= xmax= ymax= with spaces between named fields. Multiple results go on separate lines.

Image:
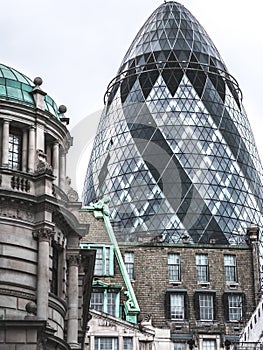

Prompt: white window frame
xmin=124 ymin=252 xmax=134 ymax=280
xmin=228 ymin=295 xmax=242 ymax=321
xmin=196 ymin=254 xmax=209 ymax=282
xmin=168 ymin=253 xmax=181 ymax=282
xmin=199 ymin=294 xmax=214 ymax=321
xmin=224 ymin=255 xmax=237 ymax=283
xmin=202 ymin=339 xmax=217 ymax=350
xmin=95 ymin=337 xmax=118 ymax=350
xmin=170 ymin=293 xmax=185 ymax=320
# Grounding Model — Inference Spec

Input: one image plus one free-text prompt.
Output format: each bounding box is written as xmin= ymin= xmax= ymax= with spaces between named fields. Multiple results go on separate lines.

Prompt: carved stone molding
xmin=67 ymin=254 xmax=80 ymax=267
xmin=0 ymin=288 xmax=35 ymax=301
xmin=0 ymin=201 xmax=34 ymax=222
xmin=34 ymin=227 xmax=54 ymax=242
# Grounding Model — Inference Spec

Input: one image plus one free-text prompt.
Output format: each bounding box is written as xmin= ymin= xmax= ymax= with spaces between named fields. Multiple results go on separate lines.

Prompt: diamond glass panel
xmin=83 ymin=2 xmax=263 ymax=248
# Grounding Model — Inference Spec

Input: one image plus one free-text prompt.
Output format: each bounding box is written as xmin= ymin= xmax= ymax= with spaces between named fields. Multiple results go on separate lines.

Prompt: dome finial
xmin=33 ymin=77 xmax=43 ymax=87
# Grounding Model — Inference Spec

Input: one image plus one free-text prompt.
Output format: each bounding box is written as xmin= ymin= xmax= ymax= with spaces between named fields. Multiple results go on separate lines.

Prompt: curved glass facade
xmin=83 ymin=1 xmax=263 ymax=244
xmin=0 ymin=63 xmax=61 ymax=118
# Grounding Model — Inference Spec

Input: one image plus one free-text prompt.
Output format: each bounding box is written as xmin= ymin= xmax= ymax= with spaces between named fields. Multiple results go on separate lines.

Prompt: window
xmin=194 ymin=292 xmax=215 ymax=321
xmin=203 ymin=339 xmax=216 ymax=350
xmin=224 ymin=255 xmax=237 ymax=282
xmin=8 ymin=132 xmax=21 ymax=170
xmin=168 ymin=253 xmax=181 ymax=282
xmin=95 ymin=337 xmax=118 ymax=350
xmin=166 ymin=291 xmax=187 ymax=320
xmin=171 ymin=294 xmax=184 ymax=319
xmin=124 ymin=252 xmax=134 ymax=280
xmin=196 ymin=254 xmax=209 ymax=282
xmin=80 ymin=244 xmax=114 ymax=276
xmin=123 ymin=337 xmax=133 ymax=350
xmin=199 ymin=294 xmax=214 ymax=320
xmin=228 ymin=295 xmax=242 ymax=321
xmin=90 ymin=287 xmax=120 ymax=317
xmin=174 ymin=342 xmax=186 ymax=350
xmin=51 ymin=244 xmax=59 ymax=295
xmin=223 ymin=293 xmax=245 ymax=321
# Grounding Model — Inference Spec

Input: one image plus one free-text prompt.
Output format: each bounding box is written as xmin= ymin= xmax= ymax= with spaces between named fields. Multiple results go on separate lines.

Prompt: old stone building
xmin=81 ymin=203 xmax=261 ymax=350
xmin=0 ymin=65 xmax=97 ymax=349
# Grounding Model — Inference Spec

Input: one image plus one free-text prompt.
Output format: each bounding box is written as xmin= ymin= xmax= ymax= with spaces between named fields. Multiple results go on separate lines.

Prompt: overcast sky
xmin=1 ymin=0 xmax=262 ymax=191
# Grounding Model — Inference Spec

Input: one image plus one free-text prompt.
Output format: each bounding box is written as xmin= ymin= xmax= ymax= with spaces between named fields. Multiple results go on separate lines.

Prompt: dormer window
xmin=90 ymin=281 xmax=121 ymax=317
xmin=80 ymin=243 xmax=114 ymax=276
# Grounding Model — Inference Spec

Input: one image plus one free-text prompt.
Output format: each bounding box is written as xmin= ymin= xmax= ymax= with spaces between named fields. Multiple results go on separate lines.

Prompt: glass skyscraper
xmin=83 ymin=1 xmax=263 ymax=244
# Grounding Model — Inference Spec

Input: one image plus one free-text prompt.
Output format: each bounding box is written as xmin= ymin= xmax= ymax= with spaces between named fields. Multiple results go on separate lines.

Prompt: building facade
xmin=0 ymin=65 xmax=96 ymax=349
xmin=81 ymin=205 xmax=261 ymax=350
xmin=81 ymin=2 xmax=263 ymax=350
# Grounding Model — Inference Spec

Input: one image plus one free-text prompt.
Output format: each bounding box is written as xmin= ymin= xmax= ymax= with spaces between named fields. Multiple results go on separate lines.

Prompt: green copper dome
xmin=0 ymin=63 xmax=60 ymax=118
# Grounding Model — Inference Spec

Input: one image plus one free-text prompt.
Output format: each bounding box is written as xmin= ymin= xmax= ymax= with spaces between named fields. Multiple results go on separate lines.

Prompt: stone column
xmin=2 ymin=119 xmax=10 ymax=167
xmin=67 ymin=253 xmax=80 ymax=348
xmin=52 ymin=142 xmax=59 ymax=186
xmin=35 ymin=227 xmax=54 ymax=320
xmin=59 ymin=149 xmax=66 ymax=191
xmin=22 ymin=129 xmax=28 ymax=172
xmin=28 ymin=126 xmax=36 ymax=173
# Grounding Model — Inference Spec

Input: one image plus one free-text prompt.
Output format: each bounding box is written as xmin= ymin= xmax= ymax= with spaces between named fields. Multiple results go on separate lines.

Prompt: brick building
xmin=82 ymin=205 xmax=260 ymax=350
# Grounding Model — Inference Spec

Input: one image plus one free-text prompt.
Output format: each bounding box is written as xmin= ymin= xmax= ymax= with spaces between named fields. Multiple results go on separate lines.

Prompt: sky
xmin=1 ymin=0 xmax=262 ymax=193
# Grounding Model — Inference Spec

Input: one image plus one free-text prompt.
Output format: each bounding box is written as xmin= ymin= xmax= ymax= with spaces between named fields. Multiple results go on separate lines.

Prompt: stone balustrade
xmin=0 ymin=167 xmax=54 ymax=197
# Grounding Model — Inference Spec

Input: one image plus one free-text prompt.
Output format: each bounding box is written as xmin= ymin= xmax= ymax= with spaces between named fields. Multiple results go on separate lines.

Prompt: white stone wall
xmin=239 ymin=298 xmax=263 ymax=343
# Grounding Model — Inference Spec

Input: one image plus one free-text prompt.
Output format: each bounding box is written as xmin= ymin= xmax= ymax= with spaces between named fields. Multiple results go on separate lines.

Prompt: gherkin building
xmin=83 ymin=1 xmax=263 ymax=244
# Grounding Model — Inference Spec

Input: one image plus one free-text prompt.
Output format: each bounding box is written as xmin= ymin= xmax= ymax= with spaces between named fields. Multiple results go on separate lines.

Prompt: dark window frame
xmin=222 ymin=292 xmax=246 ymax=322
xmin=194 ymin=291 xmax=216 ymax=321
xmin=50 ymin=242 xmax=62 ymax=296
xmin=165 ymin=290 xmax=188 ymax=320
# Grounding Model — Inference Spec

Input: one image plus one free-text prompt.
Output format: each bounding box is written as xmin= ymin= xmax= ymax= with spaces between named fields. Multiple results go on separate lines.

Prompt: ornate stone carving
xmin=65 ymin=176 xmax=79 ymax=202
xmin=34 ymin=227 xmax=54 ymax=242
xmin=67 ymin=254 xmax=80 ymax=266
xmin=0 ymin=203 xmax=34 ymax=222
xmin=35 ymin=149 xmax=53 ymax=175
